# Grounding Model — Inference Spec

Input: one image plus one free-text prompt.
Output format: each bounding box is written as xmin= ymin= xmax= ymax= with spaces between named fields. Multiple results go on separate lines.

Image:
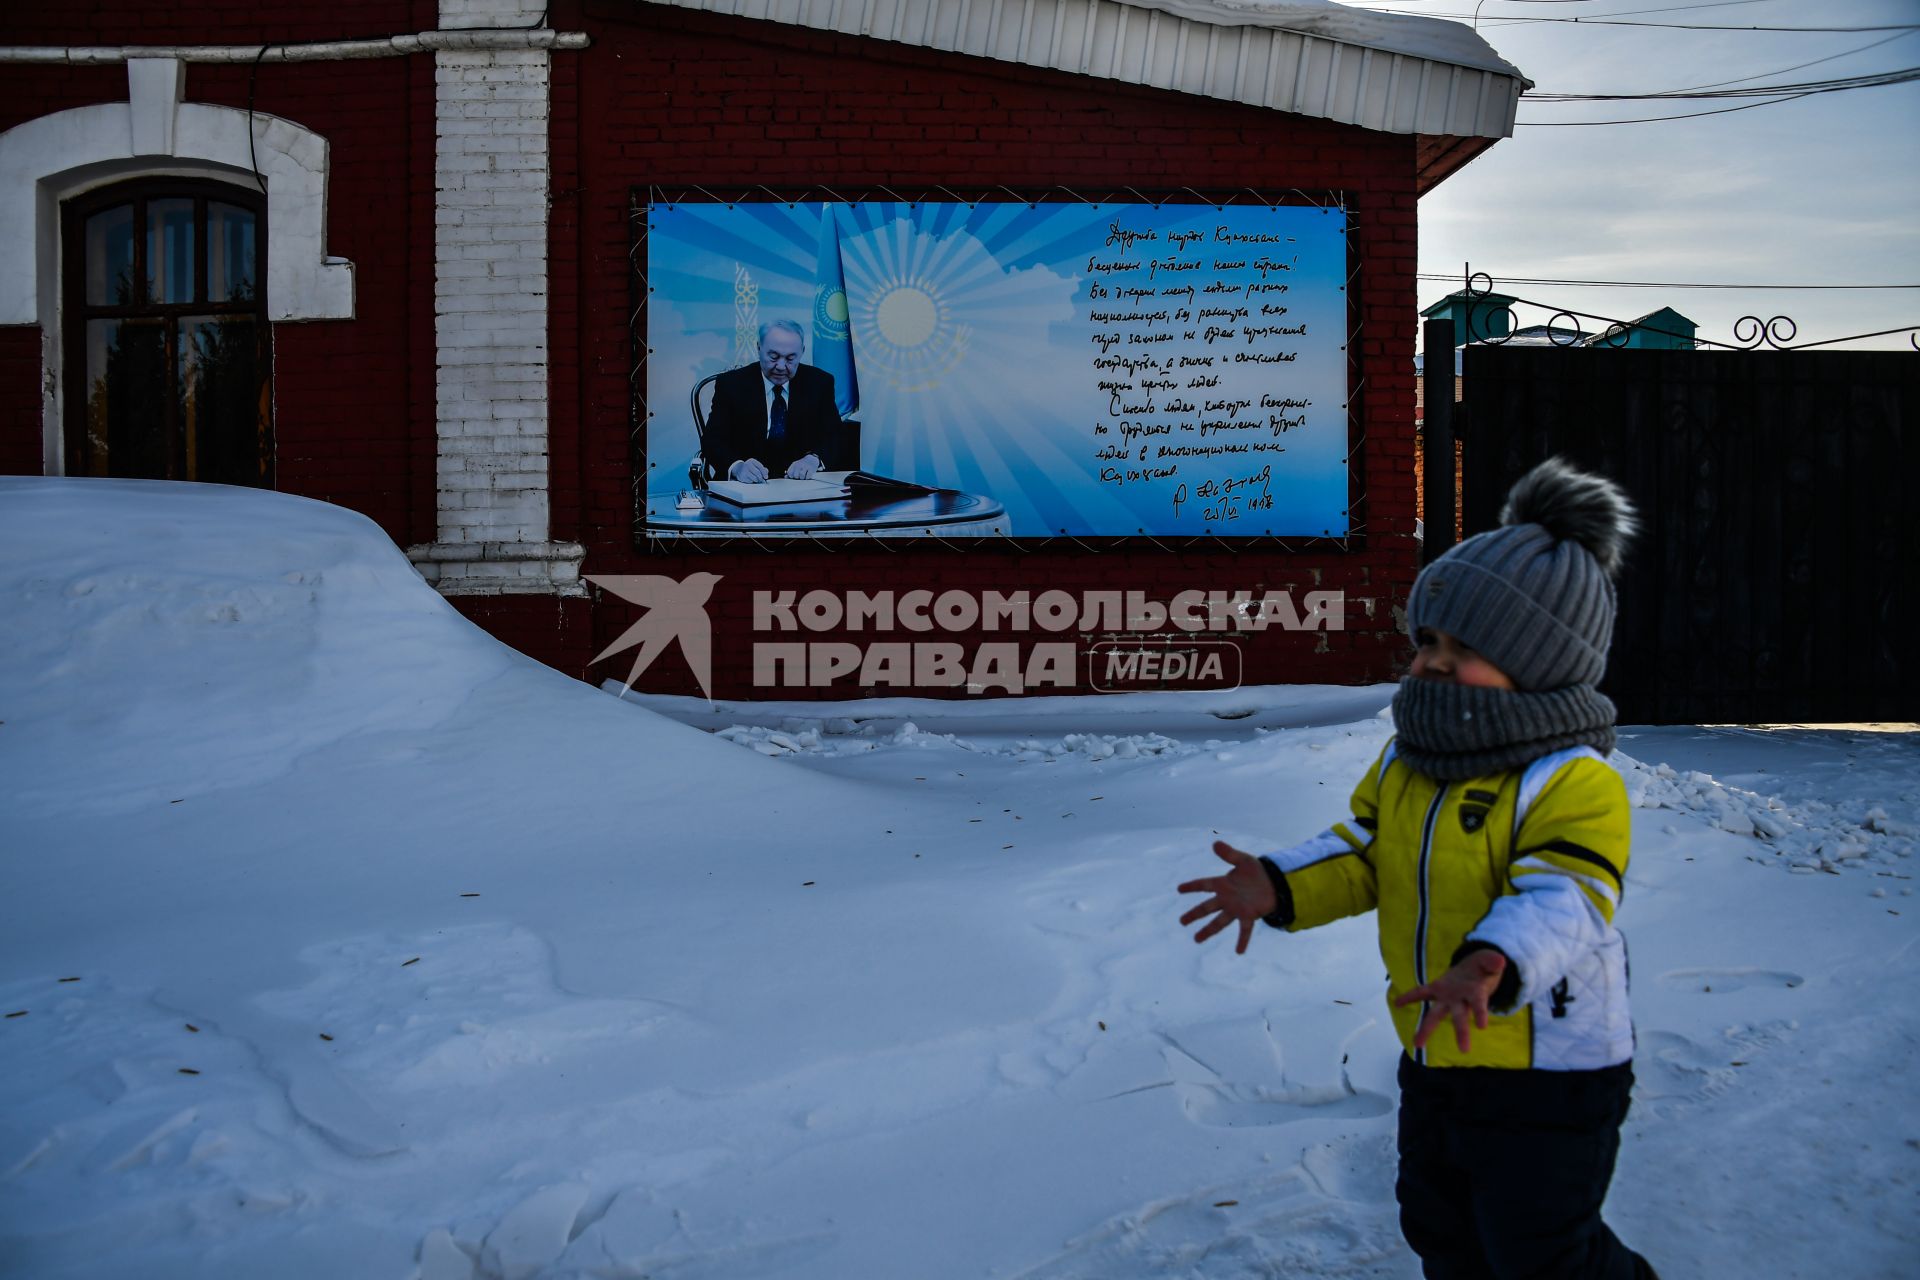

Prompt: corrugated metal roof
xmin=638 ymin=0 xmax=1528 ymax=142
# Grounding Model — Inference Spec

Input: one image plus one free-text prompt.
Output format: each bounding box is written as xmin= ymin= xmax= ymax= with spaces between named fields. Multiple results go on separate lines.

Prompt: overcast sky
xmin=1357 ymin=0 xmax=1920 ymax=350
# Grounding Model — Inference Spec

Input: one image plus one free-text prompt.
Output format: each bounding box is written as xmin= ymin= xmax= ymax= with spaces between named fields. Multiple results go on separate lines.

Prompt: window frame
xmin=60 ymin=176 xmax=273 ymax=483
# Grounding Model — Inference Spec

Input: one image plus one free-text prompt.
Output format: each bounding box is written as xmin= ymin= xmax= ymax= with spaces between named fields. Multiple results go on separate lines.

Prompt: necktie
xmin=769 ymin=385 xmax=788 ymax=447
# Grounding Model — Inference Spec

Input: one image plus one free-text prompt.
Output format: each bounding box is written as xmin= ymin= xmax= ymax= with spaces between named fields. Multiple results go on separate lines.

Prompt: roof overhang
xmin=1416 ymin=132 xmax=1501 ymax=195
xmin=635 ymin=0 xmax=1529 ymax=192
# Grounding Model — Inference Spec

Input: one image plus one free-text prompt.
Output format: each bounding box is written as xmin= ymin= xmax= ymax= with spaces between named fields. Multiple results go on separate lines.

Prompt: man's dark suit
xmin=703 ymin=363 xmax=842 ymax=481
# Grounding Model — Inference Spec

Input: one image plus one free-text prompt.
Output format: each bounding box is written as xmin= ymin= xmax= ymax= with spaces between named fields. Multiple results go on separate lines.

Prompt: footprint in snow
xmin=1657 ymin=967 xmax=1805 ymax=994
xmin=1177 ymin=1076 xmax=1394 ymax=1129
xmin=1160 ymin=1036 xmax=1391 ymax=1130
xmin=1009 ymin=1162 xmax=1404 ymax=1279
xmin=1633 ymin=1022 xmax=1798 ymax=1120
xmin=1633 ymin=1029 xmax=1750 ymax=1123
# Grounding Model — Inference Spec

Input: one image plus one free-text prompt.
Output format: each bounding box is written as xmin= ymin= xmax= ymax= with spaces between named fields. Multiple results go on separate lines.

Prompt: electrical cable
xmin=1669 ymin=28 xmax=1915 ymax=92
xmin=234 ymin=13 xmax=562 ymax=194
xmin=1517 ymin=90 xmax=1820 ymax=123
xmin=1493 ymin=0 xmax=1770 ymax=12
xmin=246 ymin=44 xmax=271 ymax=194
xmin=1526 ymin=65 xmax=1920 ymax=99
xmin=1416 ymin=275 xmax=1920 ymax=290
xmin=1359 ymin=0 xmax=1770 ymax=13
xmin=1362 ymin=0 xmax=1773 ymax=17
xmin=1353 ymin=8 xmax=1920 ymax=32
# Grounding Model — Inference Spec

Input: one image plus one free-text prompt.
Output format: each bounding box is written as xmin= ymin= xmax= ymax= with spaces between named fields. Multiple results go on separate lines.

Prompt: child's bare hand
xmin=1177 ymin=841 xmax=1278 ymax=955
xmin=1395 ymin=949 xmax=1509 ymax=1054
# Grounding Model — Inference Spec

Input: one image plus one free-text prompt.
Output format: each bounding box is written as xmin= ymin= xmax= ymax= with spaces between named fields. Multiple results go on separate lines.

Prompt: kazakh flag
xmin=812 ymin=205 xmax=860 ymax=419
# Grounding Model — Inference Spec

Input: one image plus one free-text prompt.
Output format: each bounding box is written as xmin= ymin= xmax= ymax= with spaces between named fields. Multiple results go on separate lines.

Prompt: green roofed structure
xmin=1421 ymin=289 xmax=1517 ymax=344
xmin=1586 ymin=307 xmax=1698 ymax=350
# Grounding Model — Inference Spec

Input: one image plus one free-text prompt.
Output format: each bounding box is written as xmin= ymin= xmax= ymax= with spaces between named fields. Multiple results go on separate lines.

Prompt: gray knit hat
xmin=1408 ymin=458 xmax=1638 ymax=691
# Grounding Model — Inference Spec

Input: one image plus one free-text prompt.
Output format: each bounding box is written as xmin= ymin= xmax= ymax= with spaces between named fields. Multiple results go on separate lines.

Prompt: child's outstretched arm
xmin=1180 ymin=744 xmax=1394 ymax=955
xmin=1178 ymin=841 xmax=1278 ymax=955
xmin=1394 ymin=947 xmax=1509 ymax=1053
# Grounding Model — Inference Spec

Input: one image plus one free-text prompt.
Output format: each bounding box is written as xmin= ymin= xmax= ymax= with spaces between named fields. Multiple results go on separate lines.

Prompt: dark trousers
xmin=1396 ymin=1055 xmax=1651 ymax=1280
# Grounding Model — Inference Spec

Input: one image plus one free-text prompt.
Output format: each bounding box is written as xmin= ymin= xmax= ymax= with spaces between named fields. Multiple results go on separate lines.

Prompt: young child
xmin=1179 ymin=458 xmax=1656 ymax=1280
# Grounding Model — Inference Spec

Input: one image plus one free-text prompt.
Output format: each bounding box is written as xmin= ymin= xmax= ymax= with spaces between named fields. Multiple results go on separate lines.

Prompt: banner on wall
xmin=643 ymin=200 xmax=1350 ymax=537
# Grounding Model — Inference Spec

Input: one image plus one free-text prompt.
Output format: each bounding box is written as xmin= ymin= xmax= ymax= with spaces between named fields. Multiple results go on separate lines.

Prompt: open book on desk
xmin=814 ymin=470 xmax=938 ymax=495
xmin=705 ymin=477 xmax=851 ymax=508
xmin=704 ymin=476 xmax=852 ymax=518
xmin=702 ymin=472 xmax=940 ymax=520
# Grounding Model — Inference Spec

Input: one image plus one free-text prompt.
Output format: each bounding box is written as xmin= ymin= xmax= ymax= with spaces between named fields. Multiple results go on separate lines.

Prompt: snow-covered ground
xmin=2 ymin=477 xmax=1915 ymax=1279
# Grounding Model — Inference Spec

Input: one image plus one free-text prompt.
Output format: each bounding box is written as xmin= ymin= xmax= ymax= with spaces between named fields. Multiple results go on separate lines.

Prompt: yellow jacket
xmin=1268 ymin=741 xmax=1634 ymax=1070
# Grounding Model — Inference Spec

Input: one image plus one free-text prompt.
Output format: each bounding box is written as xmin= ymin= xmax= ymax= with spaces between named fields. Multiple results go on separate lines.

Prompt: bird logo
xmin=585 ymin=572 xmax=724 ymax=703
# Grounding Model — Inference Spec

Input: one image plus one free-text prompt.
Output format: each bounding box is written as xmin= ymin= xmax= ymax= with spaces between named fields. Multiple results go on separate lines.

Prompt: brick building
xmin=0 ymin=0 xmax=1525 ymax=699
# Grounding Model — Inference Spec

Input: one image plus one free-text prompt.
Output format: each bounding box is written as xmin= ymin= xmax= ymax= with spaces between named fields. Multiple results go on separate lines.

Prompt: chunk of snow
xmin=479 ymin=1183 xmax=591 ymax=1280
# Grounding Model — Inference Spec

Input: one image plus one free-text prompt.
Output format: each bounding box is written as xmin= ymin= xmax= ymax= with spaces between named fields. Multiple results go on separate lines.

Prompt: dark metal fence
xmin=1458 ymin=345 xmax=1919 ymax=724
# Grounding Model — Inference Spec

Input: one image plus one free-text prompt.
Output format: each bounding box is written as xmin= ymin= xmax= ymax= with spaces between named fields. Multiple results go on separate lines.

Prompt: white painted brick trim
xmin=423 ymin=0 xmax=567 ymax=598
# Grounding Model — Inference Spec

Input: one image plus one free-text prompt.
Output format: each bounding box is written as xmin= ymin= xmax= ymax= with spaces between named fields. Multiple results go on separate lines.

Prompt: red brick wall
xmin=553 ymin=1 xmax=1421 ymax=697
xmin=0 ymin=4 xmax=435 ymax=46
xmin=0 ymin=3 xmax=1425 ymax=694
xmin=0 ymin=4 xmax=434 ymax=547
xmin=0 ymin=328 xmax=43 ymax=475
xmin=450 ymin=594 xmax=597 ymax=679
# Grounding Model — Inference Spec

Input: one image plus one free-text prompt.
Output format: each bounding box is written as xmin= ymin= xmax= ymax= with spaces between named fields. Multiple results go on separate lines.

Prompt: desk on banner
xmin=645 ymin=487 xmax=1009 ymax=538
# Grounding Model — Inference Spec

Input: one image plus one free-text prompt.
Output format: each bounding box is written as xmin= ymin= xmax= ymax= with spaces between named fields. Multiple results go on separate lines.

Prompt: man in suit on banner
xmin=704 ymin=320 xmax=842 ymax=483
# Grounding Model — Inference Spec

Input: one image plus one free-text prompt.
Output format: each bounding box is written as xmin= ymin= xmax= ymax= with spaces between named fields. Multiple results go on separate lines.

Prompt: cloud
xmin=1397 ymin=0 xmax=1919 ymax=347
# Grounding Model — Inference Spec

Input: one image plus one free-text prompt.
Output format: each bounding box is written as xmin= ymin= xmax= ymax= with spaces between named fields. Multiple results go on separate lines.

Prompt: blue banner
xmin=646 ymin=201 xmax=1350 ymax=536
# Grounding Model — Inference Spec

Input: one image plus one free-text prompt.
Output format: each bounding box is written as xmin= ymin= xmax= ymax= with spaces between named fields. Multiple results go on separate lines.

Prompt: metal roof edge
xmin=635 ymin=0 xmax=1527 ymax=141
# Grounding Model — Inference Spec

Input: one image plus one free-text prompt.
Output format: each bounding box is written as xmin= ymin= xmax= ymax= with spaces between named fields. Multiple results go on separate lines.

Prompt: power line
xmin=1357 ymin=1 xmax=1767 ymax=10
xmin=1410 ymin=1 xmax=1772 ymax=6
xmin=1427 ymin=1 xmax=1762 ymax=4
xmin=1517 ymin=91 xmax=1819 ymax=123
xmin=1526 ymin=64 xmax=1920 ymax=100
xmin=1358 ymin=0 xmax=1775 ymax=18
xmin=1353 ymin=9 xmax=1920 ymax=31
xmin=1515 ymin=0 xmax=1769 ymax=11
xmin=1515 ymin=65 xmax=1919 ymax=122
xmin=1670 ymin=28 xmax=1915 ymax=92
xmin=1520 ymin=22 xmax=1920 ymax=32
xmin=1358 ymin=5 xmax=1920 ymax=121
xmin=1417 ymin=274 xmax=1920 ymax=290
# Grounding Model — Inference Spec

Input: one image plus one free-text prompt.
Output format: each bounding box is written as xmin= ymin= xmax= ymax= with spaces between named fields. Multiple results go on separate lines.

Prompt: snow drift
xmin=1 ymin=477 xmax=1915 ymax=1280
xmin=1 ymin=479 xmax=533 ymax=813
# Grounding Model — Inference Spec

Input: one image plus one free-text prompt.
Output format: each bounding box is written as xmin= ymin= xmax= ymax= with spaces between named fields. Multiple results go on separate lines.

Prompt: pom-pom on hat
xmin=1408 ymin=457 xmax=1638 ymax=691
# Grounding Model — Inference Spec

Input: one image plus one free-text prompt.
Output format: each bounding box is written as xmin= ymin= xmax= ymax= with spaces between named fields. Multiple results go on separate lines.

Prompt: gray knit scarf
xmin=1390 ymin=679 xmax=1617 ymax=781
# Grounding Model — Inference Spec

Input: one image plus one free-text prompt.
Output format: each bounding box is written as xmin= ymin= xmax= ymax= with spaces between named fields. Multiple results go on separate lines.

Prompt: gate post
xmin=1422 ymin=317 xmax=1457 ymax=564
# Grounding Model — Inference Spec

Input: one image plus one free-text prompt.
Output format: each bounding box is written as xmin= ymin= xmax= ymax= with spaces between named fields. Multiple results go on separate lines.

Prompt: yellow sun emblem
xmin=859 ymin=277 xmax=970 ymax=392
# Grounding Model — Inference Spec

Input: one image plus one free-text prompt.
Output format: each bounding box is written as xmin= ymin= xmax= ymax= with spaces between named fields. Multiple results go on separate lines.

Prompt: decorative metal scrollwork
xmin=1463 ymin=271 xmax=1519 ymax=345
xmin=1733 ymin=315 xmax=1797 ymax=350
xmin=1546 ymin=312 xmax=1584 ymax=347
xmin=1451 ymin=269 xmax=1912 ymax=353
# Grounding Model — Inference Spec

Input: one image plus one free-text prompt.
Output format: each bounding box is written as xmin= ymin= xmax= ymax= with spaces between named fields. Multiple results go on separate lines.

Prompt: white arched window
xmin=0 ymin=58 xmax=354 ymax=474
